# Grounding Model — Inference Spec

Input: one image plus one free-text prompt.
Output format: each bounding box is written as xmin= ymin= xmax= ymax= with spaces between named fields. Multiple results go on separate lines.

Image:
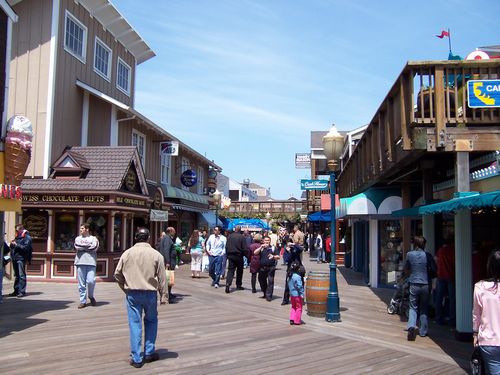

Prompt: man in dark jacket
xmin=225 ymin=225 xmax=248 ymax=293
xmin=158 ymin=227 xmax=177 ymax=303
xmin=9 ymin=223 xmax=32 ymax=297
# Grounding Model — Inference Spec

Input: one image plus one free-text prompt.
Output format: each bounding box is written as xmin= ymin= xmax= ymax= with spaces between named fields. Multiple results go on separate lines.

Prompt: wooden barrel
xmin=306 ymin=271 xmax=329 ymax=317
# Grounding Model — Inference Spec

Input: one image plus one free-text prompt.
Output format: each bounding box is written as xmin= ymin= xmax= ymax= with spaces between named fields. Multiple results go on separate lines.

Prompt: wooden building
xmin=336 ymin=60 xmax=500 ymax=339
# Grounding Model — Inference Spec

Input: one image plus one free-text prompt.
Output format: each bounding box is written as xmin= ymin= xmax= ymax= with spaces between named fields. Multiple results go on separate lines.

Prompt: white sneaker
xmin=214 ymin=284 xmax=219 ymax=288
xmin=175 ymin=265 xmax=179 ymax=269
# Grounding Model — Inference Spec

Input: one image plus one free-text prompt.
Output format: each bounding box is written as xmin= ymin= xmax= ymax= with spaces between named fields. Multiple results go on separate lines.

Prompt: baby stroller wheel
xmin=387 ymin=305 xmax=396 ymax=314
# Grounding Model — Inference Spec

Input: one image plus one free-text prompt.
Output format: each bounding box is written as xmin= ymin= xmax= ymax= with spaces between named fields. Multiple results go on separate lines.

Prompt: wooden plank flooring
xmin=0 ymin=258 xmax=469 ymax=374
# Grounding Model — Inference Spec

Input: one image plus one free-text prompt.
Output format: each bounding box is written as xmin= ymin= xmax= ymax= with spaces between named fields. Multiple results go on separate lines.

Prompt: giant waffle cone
xmin=4 ymin=142 xmax=30 ymax=186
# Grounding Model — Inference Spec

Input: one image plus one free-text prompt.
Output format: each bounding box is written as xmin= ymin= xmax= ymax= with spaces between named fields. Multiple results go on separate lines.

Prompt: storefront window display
xmin=113 ymin=216 xmax=122 ymax=252
xmin=379 ymin=220 xmax=404 ymax=288
xmin=85 ymin=214 xmax=107 ymax=252
xmin=54 ymin=212 xmax=78 ymax=251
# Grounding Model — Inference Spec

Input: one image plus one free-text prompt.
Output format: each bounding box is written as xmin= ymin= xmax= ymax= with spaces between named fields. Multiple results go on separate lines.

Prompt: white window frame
xmin=116 ymin=57 xmax=131 ymax=96
xmin=161 ymin=153 xmax=171 ymax=185
xmin=197 ymin=166 xmax=204 ymax=194
xmin=64 ymin=10 xmax=87 ymax=63
xmin=132 ymin=129 xmax=146 ymax=167
xmin=93 ymin=37 xmax=112 ymax=81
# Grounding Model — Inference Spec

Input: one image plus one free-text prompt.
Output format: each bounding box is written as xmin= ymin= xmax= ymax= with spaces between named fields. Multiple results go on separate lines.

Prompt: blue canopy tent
xmin=307 ymin=211 xmax=332 ymax=222
xmin=220 ymin=218 xmax=270 ymax=231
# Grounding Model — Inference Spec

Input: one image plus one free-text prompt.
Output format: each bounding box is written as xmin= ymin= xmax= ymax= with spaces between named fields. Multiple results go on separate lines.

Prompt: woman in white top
xmin=187 ymin=230 xmax=205 ymax=278
xmin=472 ymin=249 xmax=500 ymax=375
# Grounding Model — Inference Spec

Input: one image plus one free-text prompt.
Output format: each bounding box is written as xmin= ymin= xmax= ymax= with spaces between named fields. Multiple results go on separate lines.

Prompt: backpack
xmin=426 ymin=251 xmax=437 ymax=280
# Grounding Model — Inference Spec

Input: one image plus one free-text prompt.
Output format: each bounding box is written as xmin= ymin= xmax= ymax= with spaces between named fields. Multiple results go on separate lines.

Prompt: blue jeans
xmin=126 ymin=290 xmax=158 ymax=364
xmin=208 ymin=255 xmax=223 ymax=285
xmin=407 ymin=283 xmax=429 ymax=336
xmin=316 ymin=247 xmax=325 ymax=262
xmin=13 ymin=259 xmax=27 ymax=295
xmin=480 ymin=346 xmax=500 ymax=375
xmin=435 ymin=278 xmax=455 ymax=324
xmin=76 ymin=265 xmax=96 ymax=304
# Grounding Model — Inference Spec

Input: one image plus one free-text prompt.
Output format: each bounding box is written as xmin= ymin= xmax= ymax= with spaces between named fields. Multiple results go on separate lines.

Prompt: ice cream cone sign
xmin=0 ymin=115 xmax=32 ymax=212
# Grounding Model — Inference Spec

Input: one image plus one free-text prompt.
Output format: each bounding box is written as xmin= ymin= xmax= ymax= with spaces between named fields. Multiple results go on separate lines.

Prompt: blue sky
xmin=113 ymin=0 xmax=500 ymax=200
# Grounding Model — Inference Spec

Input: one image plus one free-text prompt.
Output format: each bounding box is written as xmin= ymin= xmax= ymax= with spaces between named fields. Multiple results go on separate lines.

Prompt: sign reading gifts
xmin=300 ymin=179 xmax=329 ymax=190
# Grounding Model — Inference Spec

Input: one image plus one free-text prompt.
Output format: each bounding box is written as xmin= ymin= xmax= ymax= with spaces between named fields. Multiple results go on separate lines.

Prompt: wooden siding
xmin=51 ymin=0 xmax=137 ymax=168
xmin=7 ymin=0 xmax=52 ymax=177
xmin=87 ymin=94 xmax=111 ymax=146
xmin=117 ymin=118 xmax=211 ymax=193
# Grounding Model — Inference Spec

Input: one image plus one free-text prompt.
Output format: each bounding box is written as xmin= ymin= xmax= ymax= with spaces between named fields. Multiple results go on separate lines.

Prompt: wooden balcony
xmin=338 ymin=60 xmax=500 ymax=197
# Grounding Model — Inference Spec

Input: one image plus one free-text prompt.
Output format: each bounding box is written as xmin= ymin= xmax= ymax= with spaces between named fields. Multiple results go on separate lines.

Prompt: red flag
xmin=436 ymin=30 xmax=450 ymax=39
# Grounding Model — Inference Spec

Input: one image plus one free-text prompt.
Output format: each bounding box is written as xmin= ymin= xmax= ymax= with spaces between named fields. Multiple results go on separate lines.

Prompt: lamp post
xmin=213 ymin=189 xmax=221 ymax=228
xmin=265 ymin=211 xmax=271 ymax=230
xmin=322 ymin=124 xmax=344 ymax=322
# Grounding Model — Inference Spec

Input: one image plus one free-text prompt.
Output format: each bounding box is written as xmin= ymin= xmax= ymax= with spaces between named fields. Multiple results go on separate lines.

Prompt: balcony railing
xmin=338 ymin=60 xmax=500 ymax=197
xmin=226 ymin=200 xmax=306 ymax=215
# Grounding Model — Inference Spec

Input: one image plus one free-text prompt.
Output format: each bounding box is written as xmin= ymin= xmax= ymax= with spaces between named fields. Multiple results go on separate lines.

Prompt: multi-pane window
xmin=64 ymin=11 xmax=87 ymax=62
xmin=161 ymin=154 xmax=171 ymax=184
xmin=94 ymin=37 xmax=112 ymax=81
xmin=132 ymin=129 xmax=145 ymax=167
xmin=117 ymin=58 xmax=131 ymax=95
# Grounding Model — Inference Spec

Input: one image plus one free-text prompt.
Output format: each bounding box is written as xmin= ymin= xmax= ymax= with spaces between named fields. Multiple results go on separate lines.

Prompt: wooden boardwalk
xmin=0 ymin=258 xmax=470 ymax=374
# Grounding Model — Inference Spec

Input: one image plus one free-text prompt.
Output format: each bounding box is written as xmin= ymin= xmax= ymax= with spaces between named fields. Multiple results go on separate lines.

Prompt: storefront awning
xmin=162 ymin=185 xmax=208 ymax=205
xmin=392 ymin=190 xmax=500 ymax=217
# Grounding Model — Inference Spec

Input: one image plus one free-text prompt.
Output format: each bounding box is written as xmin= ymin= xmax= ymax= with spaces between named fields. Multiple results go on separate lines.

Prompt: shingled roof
xmin=22 ymin=146 xmax=147 ymax=194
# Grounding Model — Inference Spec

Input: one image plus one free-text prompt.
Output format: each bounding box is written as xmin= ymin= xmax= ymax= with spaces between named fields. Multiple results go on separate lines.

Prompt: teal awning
xmin=392 ymin=190 xmax=500 ymax=217
xmin=162 ymin=185 xmax=209 ymax=205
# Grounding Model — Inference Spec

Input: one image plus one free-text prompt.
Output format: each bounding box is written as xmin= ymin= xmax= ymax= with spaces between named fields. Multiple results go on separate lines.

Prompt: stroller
xmin=387 ymin=275 xmax=409 ymax=318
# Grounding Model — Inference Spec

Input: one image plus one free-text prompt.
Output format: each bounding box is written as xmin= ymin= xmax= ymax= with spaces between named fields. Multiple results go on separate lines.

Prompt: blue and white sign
xmin=181 ymin=169 xmax=197 ymax=187
xmin=160 ymin=141 xmax=179 ymax=156
xmin=467 ymin=79 xmax=500 ymax=108
xmin=300 ymin=179 xmax=329 ymax=190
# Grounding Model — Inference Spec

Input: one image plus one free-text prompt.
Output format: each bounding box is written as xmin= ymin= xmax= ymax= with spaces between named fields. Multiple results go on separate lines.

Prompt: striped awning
xmin=162 ymin=185 xmax=209 ymax=205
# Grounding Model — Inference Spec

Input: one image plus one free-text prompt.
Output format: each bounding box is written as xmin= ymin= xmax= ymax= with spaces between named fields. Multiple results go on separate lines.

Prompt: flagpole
xmin=448 ymin=28 xmax=452 ymax=53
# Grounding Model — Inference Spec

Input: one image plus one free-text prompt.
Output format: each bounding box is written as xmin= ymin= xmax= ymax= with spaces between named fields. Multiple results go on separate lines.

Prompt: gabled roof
xmin=76 ymin=0 xmax=155 ymax=64
xmin=22 ymin=146 xmax=148 ymax=195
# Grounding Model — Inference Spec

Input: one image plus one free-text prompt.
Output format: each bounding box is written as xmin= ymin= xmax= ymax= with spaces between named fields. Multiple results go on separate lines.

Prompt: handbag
xmin=166 ymin=270 xmax=175 ymax=286
xmin=470 ymin=346 xmax=485 ymax=375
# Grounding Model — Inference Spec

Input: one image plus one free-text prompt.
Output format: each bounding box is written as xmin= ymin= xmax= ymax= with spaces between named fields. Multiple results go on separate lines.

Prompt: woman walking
xmin=404 ymin=235 xmax=437 ymax=341
xmin=473 ymin=249 xmax=500 ymax=375
xmin=248 ymin=234 xmax=262 ymax=293
xmin=187 ymin=230 xmax=205 ymax=278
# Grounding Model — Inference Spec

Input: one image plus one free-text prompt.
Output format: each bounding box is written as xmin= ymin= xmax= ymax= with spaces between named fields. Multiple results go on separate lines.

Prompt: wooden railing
xmin=338 ymin=60 xmax=500 ymax=197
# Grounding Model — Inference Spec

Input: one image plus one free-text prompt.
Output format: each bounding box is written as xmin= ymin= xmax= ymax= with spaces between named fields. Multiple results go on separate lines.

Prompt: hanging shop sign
xmin=160 ymin=141 xmax=179 ymax=156
xmin=300 ymin=179 xmax=329 ymax=190
xmin=150 ymin=209 xmax=169 ymax=222
xmin=181 ymin=169 xmax=197 ymax=187
xmin=23 ymin=211 xmax=48 ymax=239
xmin=295 ymin=153 xmax=311 ymax=169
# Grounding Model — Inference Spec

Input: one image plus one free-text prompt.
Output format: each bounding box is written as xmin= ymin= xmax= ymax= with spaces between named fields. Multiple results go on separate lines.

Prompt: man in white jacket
xmin=74 ymin=224 xmax=99 ymax=308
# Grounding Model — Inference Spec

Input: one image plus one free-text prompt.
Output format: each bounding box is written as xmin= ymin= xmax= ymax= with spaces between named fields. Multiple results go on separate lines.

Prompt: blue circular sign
xmin=181 ymin=170 xmax=197 ymax=187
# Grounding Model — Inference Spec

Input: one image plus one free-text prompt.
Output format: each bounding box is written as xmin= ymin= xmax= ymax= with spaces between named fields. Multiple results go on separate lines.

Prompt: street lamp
xmin=213 ymin=189 xmax=221 ymax=228
xmin=265 ymin=211 xmax=271 ymax=229
xmin=322 ymin=124 xmax=344 ymax=323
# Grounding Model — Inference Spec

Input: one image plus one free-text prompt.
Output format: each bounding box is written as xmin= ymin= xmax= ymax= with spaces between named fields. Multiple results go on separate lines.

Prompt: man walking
xmin=9 ymin=223 xmax=32 ymax=298
xmin=74 ymin=224 xmax=99 ymax=308
xmin=292 ymin=225 xmax=305 ymax=249
xmin=158 ymin=227 xmax=177 ymax=303
xmin=114 ymin=228 xmax=167 ymax=368
xmin=225 ymin=225 xmax=248 ymax=293
xmin=205 ymin=226 xmax=226 ymax=288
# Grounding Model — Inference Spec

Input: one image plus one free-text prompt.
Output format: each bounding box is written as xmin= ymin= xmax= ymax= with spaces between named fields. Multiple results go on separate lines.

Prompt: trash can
xmin=306 ymin=271 xmax=329 ymax=317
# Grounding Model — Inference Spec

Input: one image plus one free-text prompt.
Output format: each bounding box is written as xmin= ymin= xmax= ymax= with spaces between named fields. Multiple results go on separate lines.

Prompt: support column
xmin=129 ymin=214 xmax=135 ymax=249
xmin=369 ymin=219 xmax=379 ymax=288
xmin=121 ymin=213 xmax=127 ymax=252
xmin=108 ymin=212 xmax=115 ymax=253
xmin=455 ymin=151 xmax=472 ymax=339
xmin=422 ymin=216 xmax=435 ymax=255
